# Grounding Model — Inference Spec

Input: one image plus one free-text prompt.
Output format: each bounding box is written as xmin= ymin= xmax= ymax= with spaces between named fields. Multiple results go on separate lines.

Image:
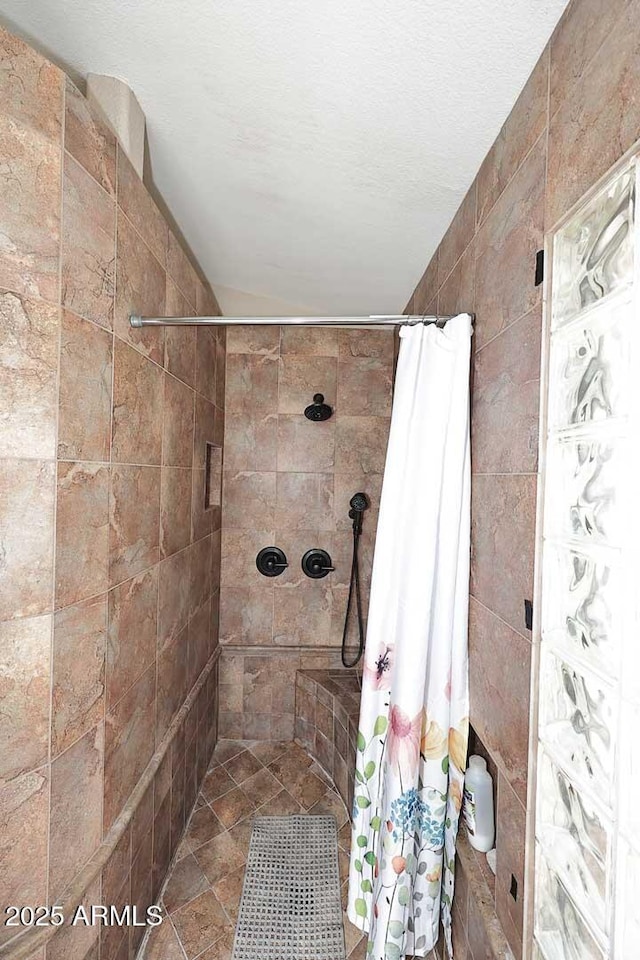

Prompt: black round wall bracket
xmin=301 ymin=548 xmax=335 ymax=579
xmin=256 ymin=547 xmax=288 ymax=577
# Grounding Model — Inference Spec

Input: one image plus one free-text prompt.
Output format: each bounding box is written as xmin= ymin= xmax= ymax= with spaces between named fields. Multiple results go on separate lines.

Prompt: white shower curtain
xmin=347 ymin=314 xmax=472 ymax=959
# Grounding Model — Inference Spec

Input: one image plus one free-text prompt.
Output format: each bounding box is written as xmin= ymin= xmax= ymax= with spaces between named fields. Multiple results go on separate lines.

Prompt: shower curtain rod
xmin=129 ymin=314 xmax=454 ymax=328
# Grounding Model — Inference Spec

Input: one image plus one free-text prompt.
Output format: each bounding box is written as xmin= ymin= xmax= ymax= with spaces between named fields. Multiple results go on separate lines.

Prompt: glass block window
xmin=534 ymin=160 xmax=639 ymax=958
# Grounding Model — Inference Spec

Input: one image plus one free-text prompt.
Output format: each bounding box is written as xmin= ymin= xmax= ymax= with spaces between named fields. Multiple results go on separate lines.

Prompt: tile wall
xmin=218 ymin=326 xmax=395 ymax=739
xmin=404 ymin=0 xmax=640 ymax=956
xmin=0 ymin=26 xmax=225 ymax=960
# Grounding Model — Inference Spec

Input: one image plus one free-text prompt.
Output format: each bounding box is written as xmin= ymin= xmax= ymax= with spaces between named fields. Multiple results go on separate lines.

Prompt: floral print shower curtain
xmin=347 ymin=315 xmax=472 ymax=959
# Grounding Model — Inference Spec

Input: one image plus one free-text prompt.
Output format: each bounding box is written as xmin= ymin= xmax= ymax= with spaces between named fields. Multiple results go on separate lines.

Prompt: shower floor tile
xmin=141 ymin=739 xmax=361 ymax=960
xmin=141 ymin=740 xmax=442 ymax=960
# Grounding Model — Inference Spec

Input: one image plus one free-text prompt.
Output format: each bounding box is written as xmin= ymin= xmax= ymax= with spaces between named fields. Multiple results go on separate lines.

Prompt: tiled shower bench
xmin=294 ymin=669 xmax=361 ymax=813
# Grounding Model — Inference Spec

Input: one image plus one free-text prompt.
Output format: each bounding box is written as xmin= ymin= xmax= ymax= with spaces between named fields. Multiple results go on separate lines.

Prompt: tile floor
xmin=142 ymin=739 xmax=441 ymax=960
xmin=141 ymin=739 xmax=367 ymax=960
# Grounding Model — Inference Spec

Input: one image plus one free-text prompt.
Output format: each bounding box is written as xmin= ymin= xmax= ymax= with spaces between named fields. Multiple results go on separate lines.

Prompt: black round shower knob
xmin=256 ymin=547 xmax=288 ymax=577
xmin=301 ymin=548 xmax=335 ymax=579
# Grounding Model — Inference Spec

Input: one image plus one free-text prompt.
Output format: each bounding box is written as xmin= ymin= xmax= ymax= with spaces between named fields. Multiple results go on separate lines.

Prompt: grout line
xmin=469 ymin=593 xmax=532 ymax=645
xmin=45 ymin=73 xmax=68 ymax=911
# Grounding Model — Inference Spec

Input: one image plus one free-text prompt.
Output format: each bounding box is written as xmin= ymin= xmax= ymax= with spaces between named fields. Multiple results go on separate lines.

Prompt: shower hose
xmin=341 ymin=520 xmax=366 ymax=668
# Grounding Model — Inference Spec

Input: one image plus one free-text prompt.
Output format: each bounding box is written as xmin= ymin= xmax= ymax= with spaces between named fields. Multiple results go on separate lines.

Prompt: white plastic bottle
xmin=462 ymin=755 xmax=495 ymax=853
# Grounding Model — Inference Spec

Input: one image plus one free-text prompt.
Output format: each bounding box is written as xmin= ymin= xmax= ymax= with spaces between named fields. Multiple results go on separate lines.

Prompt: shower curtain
xmin=347 ymin=313 xmax=472 ymax=959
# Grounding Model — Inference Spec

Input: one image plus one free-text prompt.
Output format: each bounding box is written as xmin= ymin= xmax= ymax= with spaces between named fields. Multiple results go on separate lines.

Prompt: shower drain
xmin=232 ymin=815 xmax=346 ymax=960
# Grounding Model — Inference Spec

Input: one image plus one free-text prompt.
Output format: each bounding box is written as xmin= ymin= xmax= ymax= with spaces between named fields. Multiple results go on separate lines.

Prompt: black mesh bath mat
xmin=232 ymin=815 xmax=346 ymax=960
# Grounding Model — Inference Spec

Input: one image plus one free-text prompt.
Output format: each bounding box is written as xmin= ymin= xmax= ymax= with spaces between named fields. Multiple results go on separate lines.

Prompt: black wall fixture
xmin=301 ymin=548 xmax=335 ymax=579
xmin=304 ymin=393 xmax=333 ymax=421
xmin=256 ymin=547 xmax=288 ymax=577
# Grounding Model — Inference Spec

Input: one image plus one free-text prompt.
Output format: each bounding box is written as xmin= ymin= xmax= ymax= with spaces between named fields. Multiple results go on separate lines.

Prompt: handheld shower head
xmin=348 ymin=492 xmax=369 ymax=534
xmin=349 ymin=492 xmax=369 ymax=514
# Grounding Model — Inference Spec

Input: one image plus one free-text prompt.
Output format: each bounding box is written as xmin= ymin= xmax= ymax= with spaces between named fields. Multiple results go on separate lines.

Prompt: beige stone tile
xmin=337 ymin=357 xmax=392 ymax=417
xmin=412 ymin=255 xmax=439 ymax=316
xmin=226 ymin=325 xmax=280 ymax=355
xmin=161 ymin=467 xmax=192 ymax=559
xmin=470 ymin=474 xmax=537 ymax=638
xmin=163 ymin=853 xmax=210 ymax=915
xmin=194 ymin=394 xmax=217 ymax=471
xmin=201 ymin=765 xmax=236 ymax=803
xmin=111 ymin=339 xmax=163 ymax=464
xmin=308 ymin=789 xmax=349 ymax=827
xmin=215 ymin=334 xmax=226 ymax=409
xmin=0 ymin=767 xmax=49 ymax=946
xmin=0 ymin=458 xmax=55 ymax=620
xmin=438 ymin=240 xmax=476 ymax=318
xmin=335 ymin=416 xmax=389 ymax=474
xmin=64 ymin=77 xmax=116 ymax=194
xmin=165 ymin=277 xmax=196 ymax=386
xmin=496 ymin=772 xmax=527 ymax=958
xmin=172 ymin=889 xmax=232 ymax=960
xmin=190 ymin=533 xmax=213 ymax=615
xmin=114 ymin=209 xmax=165 ymax=364
xmin=163 ymin=372 xmax=194 ymax=467
xmin=338 ymin=329 xmax=395 ymax=361
xmin=196 ymin=326 xmax=217 ymax=403
xmin=143 ymin=918 xmax=185 ymax=960
xmin=157 ymin=623 xmax=188 ymax=744
xmin=61 ymin=152 xmax=115 ymax=329
xmin=55 ymin=461 xmax=110 ymax=608
xmin=167 ymin=231 xmax=198 ymax=307
xmin=280 ymin=327 xmax=338 ymax=356
xmin=222 ymin=470 xmax=276 ymax=528
xmin=274 ymin=472 xmax=334 ymax=531
xmin=247 ymin=739 xmax=290 ymax=766
xmin=210 ymin=786 xmax=255 ymax=828
xmin=438 ymin=179 xmax=476 ymax=286
xmin=0 ymin=291 xmax=59 ymax=459
xmin=474 ymin=137 xmax=545 ymax=349
xmin=194 ymin=830 xmax=247 ymax=886
xmin=273 ymin=578 xmax=332 ymax=647
xmin=104 ymin=663 xmax=156 ymax=829
xmin=240 ymin=766 xmax=282 ymax=806
xmin=0 ymin=614 xmax=51 ymax=781
xmin=58 ymin=310 xmax=113 ymax=462
xmin=278 ymin=355 xmax=337 ymax=415
xmin=108 ymin=464 xmax=160 ymax=586
xmin=219 ymin=529 xmax=275 ymax=645
xmin=547 ymin=2 xmax=640 ymax=227
xmin=185 ymin=804 xmax=225 ymax=852
xmin=194 ymin=930 xmax=234 ymax=960
xmin=477 ymin=51 xmax=549 ymax=225
xmin=188 ymin=598 xmax=211 ymax=688
xmin=106 ymin=566 xmax=158 ymax=709
xmin=548 ymin=0 xmax=632 ymax=110
xmin=224 ymin=749 xmax=262 ymax=784
xmin=196 ymin=281 xmax=222 ymax=318
xmin=468 ymin=598 xmax=531 ymax=805
xmin=49 ymin=723 xmax=104 ymax=898
xmin=158 ymin=547 xmax=191 ymax=645
xmin=1 ymin=25 xmax=63 ymax=140
xmin=117 ymin=147 xmax=167 ymax=264
xmin=224 ymin=354 xmax=278 ymax=471
xmin=472 ymin=305 xmax=541 ymax=474
xmin=277 ymin=415 xmax=335 ymax=472
xmin=0 ymin=110 xmax=61 ymax=305
xmin=52 ymin=594 xmax=106 ymax=756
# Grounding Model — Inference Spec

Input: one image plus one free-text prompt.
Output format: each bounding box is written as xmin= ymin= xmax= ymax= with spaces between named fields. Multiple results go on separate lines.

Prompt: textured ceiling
xmin=1 ymin=0 xmax=569 ymax=314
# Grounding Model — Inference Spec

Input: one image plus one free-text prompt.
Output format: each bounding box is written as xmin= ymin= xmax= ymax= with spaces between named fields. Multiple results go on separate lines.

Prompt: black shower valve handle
xmin=256 ymin=547 xmax=289 ymax=577
xmin=301 ymin=549 xmax=335 ymax=579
